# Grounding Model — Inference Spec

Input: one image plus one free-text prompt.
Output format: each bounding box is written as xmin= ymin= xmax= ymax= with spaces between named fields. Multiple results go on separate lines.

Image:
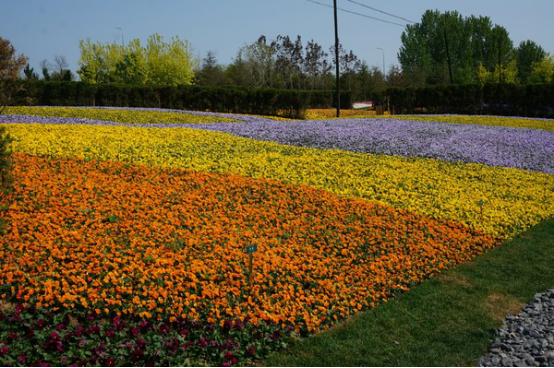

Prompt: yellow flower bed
xmin=4 ymin=106 xmax=238 ymax=124
xmin=5 ymin=123 xmax=554 ymax=238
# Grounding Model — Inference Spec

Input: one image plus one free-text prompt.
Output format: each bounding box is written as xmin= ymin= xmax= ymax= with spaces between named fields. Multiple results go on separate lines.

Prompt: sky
xmin=3 ymin=0 xmax=554 ymax=77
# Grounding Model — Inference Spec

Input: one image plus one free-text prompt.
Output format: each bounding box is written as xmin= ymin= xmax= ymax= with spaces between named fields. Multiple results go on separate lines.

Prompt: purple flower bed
xmin=184 ymin=118 xmax=554 ymax=175
xmin=2 ymin=114 xmax=552 ymax=174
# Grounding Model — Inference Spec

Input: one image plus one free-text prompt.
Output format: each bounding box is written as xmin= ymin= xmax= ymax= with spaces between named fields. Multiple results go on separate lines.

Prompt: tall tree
xmin=196 ymin=51 xmax=226 ymax=86
xmin=0 ymin=37 xmax=28 ymax=112
xmin=77 ymin=34 xmax=197 ymax=86
xmin=399 ymin=10 xmax=515 ymax=85
xmin=516 ymin=40 xmax=546 ymax=84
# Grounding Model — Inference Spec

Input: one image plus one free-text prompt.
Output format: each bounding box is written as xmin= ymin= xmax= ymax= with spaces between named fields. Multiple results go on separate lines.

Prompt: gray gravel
xmin=480 ymin=288 xmax=554 ymax=367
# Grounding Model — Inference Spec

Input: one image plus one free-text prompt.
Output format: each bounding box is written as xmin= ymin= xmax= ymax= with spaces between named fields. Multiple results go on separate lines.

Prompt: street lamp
xmin=376 ymin=47 xmax=385 ymax=79
xmin=116 ymin=27 xmax=124 ymax=46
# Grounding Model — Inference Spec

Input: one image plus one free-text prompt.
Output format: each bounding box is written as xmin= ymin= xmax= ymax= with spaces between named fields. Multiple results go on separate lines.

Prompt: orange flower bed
xmin=0 ymin=153 xmax=499 ymax=333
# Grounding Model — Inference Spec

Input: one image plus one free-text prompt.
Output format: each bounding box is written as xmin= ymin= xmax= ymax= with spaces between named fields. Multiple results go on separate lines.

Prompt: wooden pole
xmin=333 ymin=0 xmax=340 ymax=117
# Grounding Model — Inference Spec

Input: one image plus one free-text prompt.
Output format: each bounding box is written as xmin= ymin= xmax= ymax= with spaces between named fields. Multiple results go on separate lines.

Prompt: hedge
xmin=14 ymin=81 xmax=353 ymax=119
xmin=386 ymin=83 xmax=554 ymax=118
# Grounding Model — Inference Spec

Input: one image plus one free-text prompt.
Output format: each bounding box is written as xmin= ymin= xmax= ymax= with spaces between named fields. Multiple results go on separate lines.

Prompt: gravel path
xmin=480 ymin=288 xmax=554 ymax=367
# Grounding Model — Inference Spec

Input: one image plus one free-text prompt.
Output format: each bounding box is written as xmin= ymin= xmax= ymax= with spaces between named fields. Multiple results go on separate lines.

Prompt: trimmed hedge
xmin=15 ymin=81 xmax=352 ymax=118
xmin=386 ymin=83 xmax=554 ymax=118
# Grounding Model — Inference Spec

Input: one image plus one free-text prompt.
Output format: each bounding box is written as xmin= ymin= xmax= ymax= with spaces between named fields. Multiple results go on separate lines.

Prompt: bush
xmin=18 ymin=81 xmax=354 ymax=119
xmin=386 ymin=83 xmax=554 ymax=118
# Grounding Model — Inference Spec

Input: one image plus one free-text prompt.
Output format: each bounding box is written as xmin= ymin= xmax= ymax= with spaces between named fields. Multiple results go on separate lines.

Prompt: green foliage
xmin=399 ymin=10 xmax=514 ymax=86
xmin=0 ymin=37 xmax=29 ymax=112
xmin=16 ymin=81 xmax=353 ymax=119
xmin=77 ymin=33 xmax=197 ymax=86
xmin=516 ymin=40 xmax=546 ymax=84
xmin=530 ymin=54 xmax=554 ymax=83
xmin=387 ymin=82 xmax=554 ymax=118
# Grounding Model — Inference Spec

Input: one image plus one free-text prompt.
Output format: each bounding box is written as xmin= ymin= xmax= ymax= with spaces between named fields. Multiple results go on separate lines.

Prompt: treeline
xmin=194 ymin=35 xmax=389 ymax=102
xmin=399 ymin=10 xmax=554 ymax=86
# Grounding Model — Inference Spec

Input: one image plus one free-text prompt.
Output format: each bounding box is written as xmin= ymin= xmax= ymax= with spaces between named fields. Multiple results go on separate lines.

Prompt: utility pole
xmin=377 ymin=47 xmax=385 ymax=79
xmin=333 ymin=0 xmax=340 ymax=117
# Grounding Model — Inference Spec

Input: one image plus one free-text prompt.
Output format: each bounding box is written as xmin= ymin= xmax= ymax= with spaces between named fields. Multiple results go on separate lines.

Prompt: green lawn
xmin=265 ymin=218 xmax=554 ymax=366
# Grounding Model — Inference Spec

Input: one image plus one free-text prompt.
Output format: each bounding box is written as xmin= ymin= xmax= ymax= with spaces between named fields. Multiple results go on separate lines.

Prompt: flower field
xmin=0 ymin=107 xmax=553 ymax=366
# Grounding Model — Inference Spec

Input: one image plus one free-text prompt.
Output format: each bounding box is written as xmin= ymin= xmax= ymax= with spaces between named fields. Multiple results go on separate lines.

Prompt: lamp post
xmin=376 ymin=47 xmax=385 ymax=80
xmin=116 ymin=27 xmax=124 ymax=46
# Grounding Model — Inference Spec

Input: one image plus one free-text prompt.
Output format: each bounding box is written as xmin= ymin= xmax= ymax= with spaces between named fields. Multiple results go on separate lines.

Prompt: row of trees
xmin=399 ymin=10 xmax=554 ymax=86
xmin=76 ymin=33 xmax=197 ymax=86
xmin=195 ymin=35 xmax=394 ymax=101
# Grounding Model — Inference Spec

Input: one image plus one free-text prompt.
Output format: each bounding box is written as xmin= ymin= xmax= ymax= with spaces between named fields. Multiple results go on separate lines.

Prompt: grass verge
xmin=265 ymin=217 xmax=554 ymax=366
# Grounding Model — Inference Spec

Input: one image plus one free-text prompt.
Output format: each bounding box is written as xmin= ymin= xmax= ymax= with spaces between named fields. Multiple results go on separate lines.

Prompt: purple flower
xmin=179 ymin=328 xmax=190 ymax=336
xmin=36 ymin=318 xmax=47 ymax=330
xmin=79 ymin=339 xmax=88 ymax=347
xmin=137 ymin=338 xmax=147 ymax=347
xmin=0 ymin=345 xmax=9 ymax=355
xmin=54 ymin=323 xmax=66 ymax=331
xmin=105 ymin=329 xmax=115 ymax=338
xmin=246 ymin=346 xmax=256 ymax=356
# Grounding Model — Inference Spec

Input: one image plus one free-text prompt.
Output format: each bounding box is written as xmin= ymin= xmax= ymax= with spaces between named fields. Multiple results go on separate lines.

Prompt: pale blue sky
xmin=3 ymin=0 xmax=554 ymax=76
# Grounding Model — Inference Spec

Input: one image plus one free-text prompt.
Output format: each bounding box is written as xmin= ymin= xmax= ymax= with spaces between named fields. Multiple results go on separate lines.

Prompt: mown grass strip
xmin=265 ymin=217 xmax=554 ymax=367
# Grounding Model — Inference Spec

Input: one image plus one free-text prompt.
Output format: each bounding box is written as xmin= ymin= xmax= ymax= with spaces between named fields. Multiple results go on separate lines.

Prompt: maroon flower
xmin=105 ymin=329 xmax=115 ymax=338
xmin=179 ymin=328 xmax=190 ymax=336
xmin=182 ymin=341 xmax=194 ymax=350
xmin=224 ymin=351 xmax=236 ymax=361
xmin=138 ymin=320 xmax=151 ymax=330
xmin=55 ymin=323 xmax=66 ymax=331
xmin=158 ymin=323 xmax=170 ymax=335
xmin=137 ymin=339 xmax=147 ymax=347
xmin=222 ymin=363 xmax=231 ymax=367
xmin=131 ymin=326 xmax=141 ymax=338
xmin=113 ymin=315 xmax=124 ymax=330
xmin=74 ymin=326 xmax=85 ymax=337
xmin=0 ymin=345 xmax=9 ymax=355
xmin=105 ymin=357 xmax=116 ymax=367
xmin=222 ymin=320 xmax=232 ymax=331
xmin=36 ymin=318 xmax=47 ymax=330
xmin=131 ymin=348 xmax=144 ymax=362
xmin=25 ymin=328 xmax=35 ymax=338
xmin=88 ymin=324 xmax=101 ymax=335
xmin=8 ymin=332 xmax=19 ymax=341
xmin=17 ymin=355 xmax=28 ymax=364
xmin=198 ymin=337 xmax=208 ymax=348
xmin=246 ymin=346 xmax=256 ymax=356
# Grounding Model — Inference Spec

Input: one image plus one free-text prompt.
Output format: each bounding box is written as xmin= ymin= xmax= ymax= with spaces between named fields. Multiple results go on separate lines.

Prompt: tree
xmin=516 ymin=40 xmax=546 ymax=84
xmin=23 ymin=64 xmax=39 ymax=80
xmin=49 ymin=55 xmax=75 ymax=81
xmin=196 ymin=51 xmax=227 ymax=86
xmin=530 ymin=54 xmax=554 ymax=83
xmin=0 ymin=37 xmax=25 ymax=196
xmin=40 ymin=59 xmax=52 ymax=81
xmin=77 ymin=33 xmax=197 ymax=86
xmin=0 ymin=37 xmax=28 ymax=112
xmin=399 ymin=10 xmax=515 ymax=85
xmin=304 ymin=39 xmax=326 ymax=90
xmin=234 ymin=36 xmax=276 ymax=89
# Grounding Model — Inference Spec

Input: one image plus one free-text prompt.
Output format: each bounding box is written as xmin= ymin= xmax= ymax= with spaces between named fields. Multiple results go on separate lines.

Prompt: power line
xmin=346 ymin=0 xmax=416 ymax=24
xmin=306 ymin=0 xmax=406 ymax=27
